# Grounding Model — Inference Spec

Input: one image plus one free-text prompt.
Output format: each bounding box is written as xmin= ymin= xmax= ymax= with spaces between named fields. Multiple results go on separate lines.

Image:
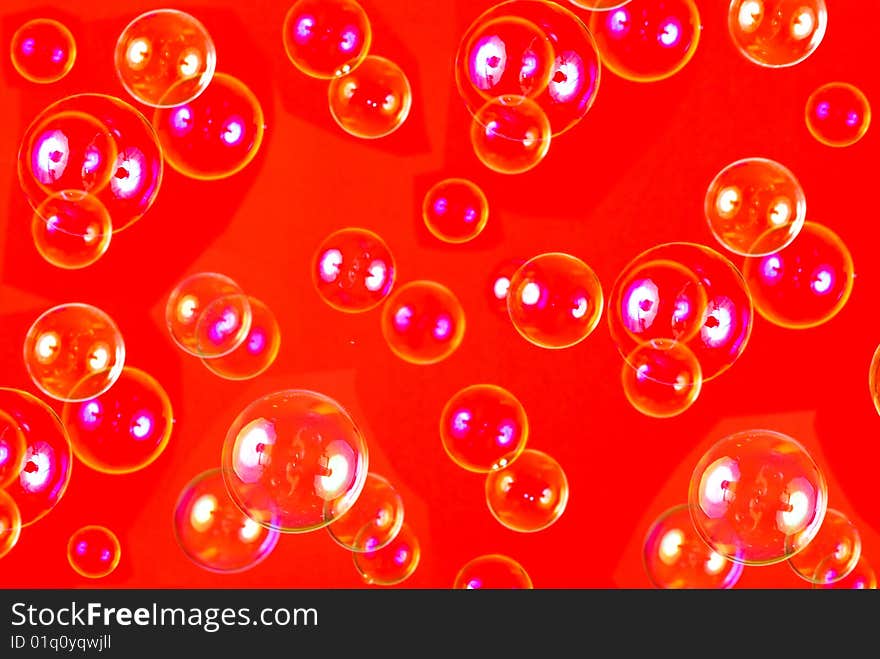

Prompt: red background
xmin=1 ymin=0 xmax=878 ymax=589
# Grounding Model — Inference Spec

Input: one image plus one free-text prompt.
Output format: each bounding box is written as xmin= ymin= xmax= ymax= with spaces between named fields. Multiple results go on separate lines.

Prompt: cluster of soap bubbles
xmin=607 ymin=243 xmax=753 ymax=418
xmin=283 ymin=0 xmax=412 ymax=139
xmin=439 ymin=383 xmax=569 ymax=536
xmin=172 ymin=388 xmax=417 ymax=585
xmin=2 ymin=299 xmax=178 ymax=577
xmin=4 ymin=0 xmax=876 ymax=590
xmin=455 ymin=0 xmax=602 ymax=174
xmin=643 ymin=428 xmax=873 ymax=589
xmin=165 ymin=272 xmax=281 ymax=381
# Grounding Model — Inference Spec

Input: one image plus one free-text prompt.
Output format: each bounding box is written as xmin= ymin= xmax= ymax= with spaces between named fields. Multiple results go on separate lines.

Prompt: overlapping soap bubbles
xmin=165 ymin=272 xmax=281 ymax=380
xmin=283 ymin=0 xmax=412 ymax=140
xmin=456 ymin=0 xmax=602 ymax=174
xmin=608 ymin=243 xmax=753 ymax=418
xmin=18 ymin=92 xmax=164 ymax=267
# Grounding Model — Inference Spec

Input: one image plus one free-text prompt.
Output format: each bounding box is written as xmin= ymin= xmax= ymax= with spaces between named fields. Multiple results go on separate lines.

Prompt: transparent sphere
xmin=31 ymin=190 xmax=113 ymax=270
xmin=67 ymin=525 xmax=121 ymax=579
xmin=643 ymin=504 xmax=743 ymax=589
xmin=704 ymin=157 xmax=806 ymax=257
xmin=485 ymin=448 xmax=569 ymax=533
xmin=327 ymin=472 xmax=404 ymax=552
xmin=0 ymin=410 xmax=27 ymax=490
xmin=61 ymin=366 xmax=173 ymax=475
xmin=282 ymin=0 xmax=372 ymax=79
xmin=488 ymin=257 xmax=526 ymax=315
xmin=507 ymin=252 xmax=603 ymax=349
xmin=688 ymin=429 xmax=828 ymax=566
xmin=153 ymin=72 xmax=265 ymax=180
xmin=788 ymin=508 xmax=861 ymax=585
xmin=622 ymin=339 xmax=703 ymax=419
xmin=609 ymin=243 xmax=753 ymax=382
xmin=10 ymin=18 xmax=76 ymax=84
xmin=174 ymin=468 xmax=280 ymax=573
xmin=607 ymin=258 xmax=709 ymax=349
xmin=422 ymin=178 xmax=490 ymax=244
xmin=570 ymin=1 xmax=632 ymax=9
xmin=0 ymin=388 xmax=72 ymax=527
xmin=312 ymin=227 xmax=395 ymax=313
xmin=328 ymin=55 xmax=412 ymax=139
xmin=24 ymin=303 xmax=125 ymax=402
xmin=439 ymin=384 xmax=529 ymax=473
xmin=165 ymin=272 xmax=252 ymax=358
xmin=814 ymin=555 xmax=877 ymax=589
xmin=588 ymin=0 xmax=702 ymax=83
xmin=353 ymin=521 xmax=420 ymax=586
xmin=380 ymin=280 xmax=466 ymax=365
xmin=201 ymin=296 xmax=281 ymax=381
xmin=870 ymin=344 xmax=880 ymax=417
xmin=18 ymin=110 xmax=119 ymax=203
xmin=453 ymin=554 xmax=533 ymax=589
xmin=221 ymin=390 xmax=369 ymax=534
xmin=26 ymin=93 xmax=164 ymax=233
xmin=742 ymin=222 xmax=854 ymax=330
xmin=471 ymin=95 xmax=552 ymax=175
xmin=458 ymin=0 xmax=602 ymax=136
xmin=454 ymin=14 xmax=556 ymax=111
xmin=0 ymin=490 xmax=23 ymax=560
xmin=115 ymin=9 xmax=216 ymax=108
xmin=805 ymin=82 xmax=872 ymax=148
xmin=728 ymin=0 xmax=827 ymax=68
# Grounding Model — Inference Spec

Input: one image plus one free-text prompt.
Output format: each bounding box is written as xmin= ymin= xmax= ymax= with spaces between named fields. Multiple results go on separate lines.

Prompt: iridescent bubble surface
xmin=153 ymin=73 xmax=265 ymax=180
xmin=470 ymin=95 xmax=552 ymax=175
xmin=201 ymin=296 xmax=281 ymax=381
xmin=507 ymin=252 xmax=603 ymax=349
xmin=805 ymin=82 xmax=871 ymax=148
xmin=10 ymin=18 xmax=76 ymax=84
xmin=485 ymin=448 xmax=569 ymax=533
xmin=327 ymin=472 xmax=404 ymax=552
xmin=31 ymin=190 xmax=113 ymax=270
xmin=353 ymin=521 xmax=420 ymax=586
xmin=688 ymin=429 xmax=828 ymax=566
xmin=621 ymin=339 xmax=703 ymax=419
xmin=165 ymin=272 xmax=252 ymax=358
xmin=221 ymin=390 xmax=369 ymax=534
xmin=422 ymin=178 xmax=489 ymax=244
xmin=328 ymin=55 xmax=412 ymax=139
xmin=588 ymin=0 xmax=702 ymax=82
xmin=0 ymin=388 xmax=73 ymax=527
xmin=312 ymin=228 xmax=395 ymax=313
xmin=728 ymin=0 xmax=827 ymax=68
xmin=643 ymin=504 xmax=743 ymax=589
xmin=788 ymin=508 xmax=861 ymax=585
xmin=0 ymin=410 xmax=28 ymax=490
xmin=380 ymin=280 xmax=466 ymax=365
xmin=23 ymin=303 xmax=125 ymax=402
xmin=282 ymin=0 xmax=372 ymax=79
xmin=174 ymin=468 xmax=280 ymax=573
xmin=440 ymin=384 xmax=529 ymax=473
xmin=742 ymin=222 xmax=854 ymax=330
xmin=704 ymin=157 xmax=806 ymax=257
xmin=67 ymin=525 xmax=121 ymax=578
xmin=115 ymin=9 xmax=216 ymax=108
xmin=0 ymin=490 xmax=23 ymax=560
xmin=453 ymin=554 xmax=533 ymax=589
xmin=61 ymin=366 xmax=173 ymax=475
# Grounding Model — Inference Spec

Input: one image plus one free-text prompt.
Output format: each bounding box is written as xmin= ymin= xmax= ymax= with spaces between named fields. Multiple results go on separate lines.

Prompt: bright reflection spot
xmin=364 ymin=260 xmax=387 ymax=292
xmin=659 ymin=529 xmax=684 ymax=564
xmin=521 ymin=282 xmax=541 ymax=306
xmin=319 ymin=249 xmax=342 ymax=283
